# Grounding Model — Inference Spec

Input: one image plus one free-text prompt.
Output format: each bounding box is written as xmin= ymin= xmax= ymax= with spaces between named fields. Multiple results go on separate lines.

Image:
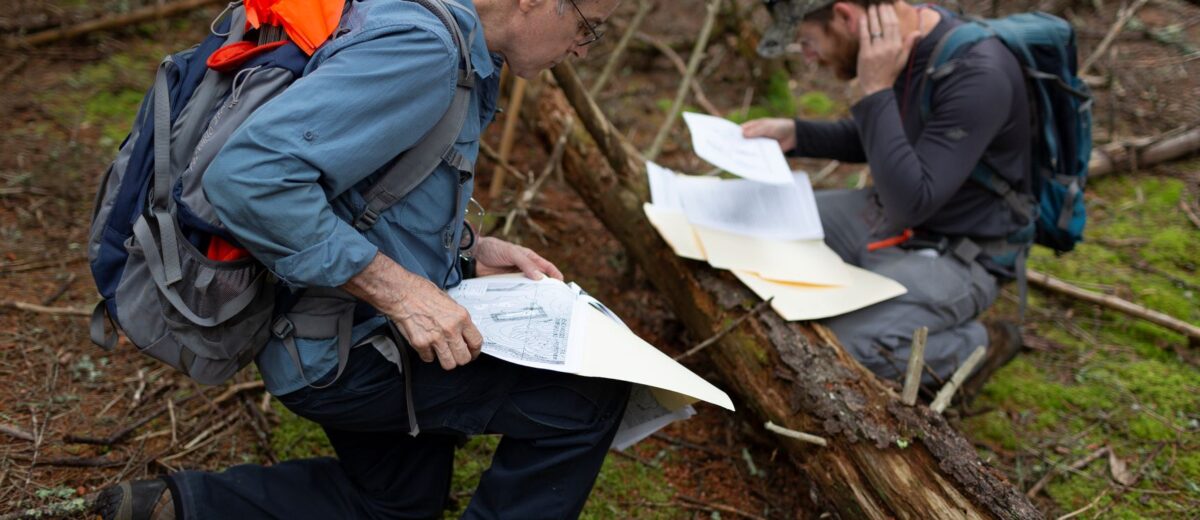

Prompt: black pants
xmin=169 ymin=343 xmax=631 ymax=519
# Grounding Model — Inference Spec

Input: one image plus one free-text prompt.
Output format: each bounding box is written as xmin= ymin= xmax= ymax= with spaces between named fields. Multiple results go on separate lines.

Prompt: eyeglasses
xmin=566 ymin=0 xmax=605 ymax=47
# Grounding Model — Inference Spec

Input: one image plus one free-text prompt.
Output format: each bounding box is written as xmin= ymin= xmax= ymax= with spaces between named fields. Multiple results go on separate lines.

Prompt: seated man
xmin=95 ymin=0 xmax=628 ymax=519
xmin=744 ymin=0 xmax=1025 ymax=391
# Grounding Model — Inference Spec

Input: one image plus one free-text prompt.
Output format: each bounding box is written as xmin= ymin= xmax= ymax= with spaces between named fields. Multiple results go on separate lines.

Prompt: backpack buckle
xmin=353 ymin=208 xmax=381 ymax=232
xmin=271 ymin=316 xmax=296 ymax=339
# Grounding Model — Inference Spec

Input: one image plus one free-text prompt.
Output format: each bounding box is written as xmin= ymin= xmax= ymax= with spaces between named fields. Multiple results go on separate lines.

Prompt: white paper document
xmin=450 ymin=276 xmax=734 ymax=448
xmin=733 ymin=267 xmax=907 ymax=321
xmin=449 ymin=277 xmax=584 ymax=373
xmin=682 ymin=112 xmax=793 ymax=185
xmin=674 ymin=172 xmax=824 ymax=241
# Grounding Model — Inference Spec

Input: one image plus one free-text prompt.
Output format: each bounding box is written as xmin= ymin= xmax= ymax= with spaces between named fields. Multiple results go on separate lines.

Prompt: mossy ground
xmin=964 ymin=171 xmax=1200 ymax=517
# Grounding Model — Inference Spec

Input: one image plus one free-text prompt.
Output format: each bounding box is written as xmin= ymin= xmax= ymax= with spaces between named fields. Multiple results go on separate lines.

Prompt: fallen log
xmin=1089 ymin=125 xmax=1200 ymax=177
xmin=3 ymin=0 xmax=224 ymax=49
xmin=527 ymin=63 xmax=1041 ymax=519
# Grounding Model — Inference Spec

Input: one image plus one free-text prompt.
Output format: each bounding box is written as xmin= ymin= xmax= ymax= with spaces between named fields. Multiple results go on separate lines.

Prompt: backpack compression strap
xmin=352 ymin=0 xmax=477 ymax=232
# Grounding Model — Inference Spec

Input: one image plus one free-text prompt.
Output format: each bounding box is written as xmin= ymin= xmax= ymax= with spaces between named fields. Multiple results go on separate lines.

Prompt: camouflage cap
xmin=757 ymin=0 xmax=838 ymax=58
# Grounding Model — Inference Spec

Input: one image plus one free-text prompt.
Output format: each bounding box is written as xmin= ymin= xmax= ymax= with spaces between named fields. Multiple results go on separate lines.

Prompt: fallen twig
xmin=901 ymin=327 xmax=929 ymax=406
xmin=930 ymin=346 xmax=986 ymax=414
xmin=0 ymin=301 xmax=90 ymax=317
xmin=1079 ymin=0 xmax=1150 ymax=76
xmin=489 ymin=75 xmax=530 ymax=198
xmin=763 ymin=420 xmax=828 ymax=447
xmin=1181 ymin=198 xmax=1200 ymax=230
xmin=1026 ymin=445 xmax=1109 ymax=498
xmin=1055 ymin=489 xmax=1109 ymax=520
xmin=589 ymin=0 xmax=652 ymax=97
xmin=4 ymin=0 xmax=225 ymax=49
xmin=673 ymin=297 xmax=772 ymax=361
xmin=0 ymin=423 xmax=34 ymax=442
xmin=0 ymin=256 xmax=85 ymax=274
xmin=10 ymin=454 xmax=126 ymax=468
xmin=503 ymin=117 xmax=575 ymax=237
xmin=1027 ymin=269 xmax=1200 ymax=344
xmin=675 ymin=494 xmax=767 ymax=520
xmin=644 ymin=0 xmax=721 ymax=161
xmin=0 ymin=55 xmax=30 ymax=85
xmin=631 ymin=32 xmax=721 ymax=117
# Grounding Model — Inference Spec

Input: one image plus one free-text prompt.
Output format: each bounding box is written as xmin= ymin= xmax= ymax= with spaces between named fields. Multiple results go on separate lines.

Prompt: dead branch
xmin=10 ymin=454 xmax=126 ymax=468
xmin=1026 ymin=446 xmax=1109 ymax=498
xmin=930 ymin=347 xmax=987 ymax=413
xmin=4 ymin=0 xmax=226 ymax=49
xmin=0 ymin=423 xmax=35 ymax=442
xmin=1089 ymin=125 xmax=1200 ymax=177
xmin=674 ymin=298 xmax=772 ymax=362
xmin=901 ymin=327 xmax=929 ymax=406
xmin=645 ymin=0 xmax=721 ymax=161
xmin=590 ymin=0 xmax=653 ymax=97
xmin=0 ymin=256 xmax=86 ymax=274
xmin=764 ymin=421 xmax=828 ymax=447
xmin=631 ymin=32 xmax=722 ymax=117
xmin=0 ymin=301 xmax=90 ymax=317
xmin=489 ymin=76 xmax=530 ymax=198
xmin=675 ymin=494 xmax=768 ymax=520
xmin=1080 ymin=0 xmax=1150 ymax=76
xmin=502 ymin=117 xmax=575 ymax=237
xmin=1027 ymin=269 xmax=1200 ymax=343
xmin=0 ymin=56 xmax=30 ymax=85
xmin=1181 ymin=198 xmax=1200 ymax=230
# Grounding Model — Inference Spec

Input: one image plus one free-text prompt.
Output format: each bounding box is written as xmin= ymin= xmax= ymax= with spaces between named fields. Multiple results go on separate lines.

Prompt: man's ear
xmin=831 ymin=2 xmax=861 ymax=36
xmin=516 ymin=0 xmax=544 ymax=15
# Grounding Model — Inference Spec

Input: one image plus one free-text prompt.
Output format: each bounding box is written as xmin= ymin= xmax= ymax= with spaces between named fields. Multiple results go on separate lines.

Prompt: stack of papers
xmin=641 ymin=113 xmax=906 ymax=321
xmin=450 ymin=275 xmax=734 ymax=450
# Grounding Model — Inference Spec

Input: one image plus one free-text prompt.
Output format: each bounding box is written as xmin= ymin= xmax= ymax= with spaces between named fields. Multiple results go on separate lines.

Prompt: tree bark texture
xmin=522 ymin=63 xmax=1043 ymax=519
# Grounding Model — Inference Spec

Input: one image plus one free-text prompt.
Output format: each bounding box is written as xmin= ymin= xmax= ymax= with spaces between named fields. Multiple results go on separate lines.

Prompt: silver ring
xmin=871 ymin=32 xmax=883 ymax=39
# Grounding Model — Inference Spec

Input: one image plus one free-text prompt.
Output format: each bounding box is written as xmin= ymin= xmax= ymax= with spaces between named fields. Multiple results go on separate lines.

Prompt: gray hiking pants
xmin=816 ymin=189 xmax=998 ymax=384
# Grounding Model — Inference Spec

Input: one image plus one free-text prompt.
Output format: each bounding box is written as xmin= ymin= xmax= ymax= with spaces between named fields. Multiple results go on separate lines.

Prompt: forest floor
xmin=1 ymin=0 xmax=1198 ymax=518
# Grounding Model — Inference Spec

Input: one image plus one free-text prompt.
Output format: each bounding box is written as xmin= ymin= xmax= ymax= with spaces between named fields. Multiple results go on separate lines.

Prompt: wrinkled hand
xmin=390 ymin=272 xmax=482 ymax=370
xmin=473 ymin=237 xmax=564 ymax=281
xmin=855 ymin=4 xmax=921 ymax=99
xmin=741 ymin=118 xmax=797 ymax=153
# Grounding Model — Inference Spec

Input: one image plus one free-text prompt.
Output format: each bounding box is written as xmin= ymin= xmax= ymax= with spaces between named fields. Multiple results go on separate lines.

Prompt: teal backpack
xmin=921 ymin=7 xmax=1094 ymax=257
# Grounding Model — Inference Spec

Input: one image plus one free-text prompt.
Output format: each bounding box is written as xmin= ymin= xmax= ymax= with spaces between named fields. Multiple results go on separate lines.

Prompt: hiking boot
xmin=960 ymin=320 xmax=1024 ymax=402
xmin=93 ymin=478 xmax=175 ymax=520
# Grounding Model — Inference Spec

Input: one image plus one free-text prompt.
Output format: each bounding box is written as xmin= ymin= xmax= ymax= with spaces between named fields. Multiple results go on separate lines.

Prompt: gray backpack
xmin=87 ymin=0 xmax=476 ymax=388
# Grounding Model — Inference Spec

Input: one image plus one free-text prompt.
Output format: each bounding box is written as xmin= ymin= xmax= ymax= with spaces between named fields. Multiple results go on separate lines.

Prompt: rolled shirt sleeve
xmin=203 ymin=21 xmax=458 ymax=288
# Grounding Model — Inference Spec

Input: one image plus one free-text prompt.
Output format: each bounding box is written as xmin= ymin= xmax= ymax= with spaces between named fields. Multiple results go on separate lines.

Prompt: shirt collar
xmin=450 ymin=0 xmax=497 ymax=80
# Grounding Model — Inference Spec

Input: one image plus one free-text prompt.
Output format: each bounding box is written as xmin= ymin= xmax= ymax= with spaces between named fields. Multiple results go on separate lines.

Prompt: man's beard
xmin=822 ymin=31 xmax=860 ymax=81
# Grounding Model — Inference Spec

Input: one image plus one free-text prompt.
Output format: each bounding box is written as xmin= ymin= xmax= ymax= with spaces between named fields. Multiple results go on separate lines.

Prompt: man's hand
xmin=741 ymin=118 xmax=797 ymax=153
xmin=473 ymin=237 xmax=564 ymax=281
xmin=342 ymin=253 xmax=482 ymax=370
xmin=855 ymin=4 xmax=921 ymax=99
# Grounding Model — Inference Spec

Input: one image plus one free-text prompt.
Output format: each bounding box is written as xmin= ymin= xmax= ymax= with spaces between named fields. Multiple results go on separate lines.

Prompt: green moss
xmin=797 ymin=91 xmax=836 ymax=117
xmin=963 ymin=410 xmax=1020 ymax=451
xmin=443 ymin=437 xmax=677 ymax=519
xmin=964 ymin=173 xmax=1200 ymax=517
xmin=270 ymin=401 xmax=333 ymax=461
xmin=763 ymin=69 xmax=797 ymax=118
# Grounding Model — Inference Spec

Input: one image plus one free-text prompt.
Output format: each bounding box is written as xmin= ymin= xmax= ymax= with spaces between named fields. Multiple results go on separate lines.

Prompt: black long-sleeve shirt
xmin=794 ymin=15 xmax=1031 ymax=240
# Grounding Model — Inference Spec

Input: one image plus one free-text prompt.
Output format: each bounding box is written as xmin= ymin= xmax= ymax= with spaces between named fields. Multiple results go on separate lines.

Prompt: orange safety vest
xmin=245 ymin=0 xmax=345 ymax=55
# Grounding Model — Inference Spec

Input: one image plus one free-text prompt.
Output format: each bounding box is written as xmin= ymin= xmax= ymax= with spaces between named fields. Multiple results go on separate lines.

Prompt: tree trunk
xmin=523 ymin=63 xmax=1043 ymax=519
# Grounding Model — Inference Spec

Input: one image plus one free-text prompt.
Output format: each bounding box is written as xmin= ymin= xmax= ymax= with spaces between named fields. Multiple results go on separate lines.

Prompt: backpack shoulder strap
xmin=917 ymin=13 xmax=994 ymax=123
xmin=353 ymin=0 xmax=477 ymax=231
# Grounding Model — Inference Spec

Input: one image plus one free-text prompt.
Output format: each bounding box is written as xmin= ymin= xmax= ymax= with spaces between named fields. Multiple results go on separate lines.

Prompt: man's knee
xmin=508 ymin=375 xmax=630 ymax=436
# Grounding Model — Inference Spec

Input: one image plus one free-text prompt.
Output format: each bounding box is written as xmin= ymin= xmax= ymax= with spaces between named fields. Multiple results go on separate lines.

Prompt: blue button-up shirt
xmin=203 ymin=0 xmax=501 ymax=395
